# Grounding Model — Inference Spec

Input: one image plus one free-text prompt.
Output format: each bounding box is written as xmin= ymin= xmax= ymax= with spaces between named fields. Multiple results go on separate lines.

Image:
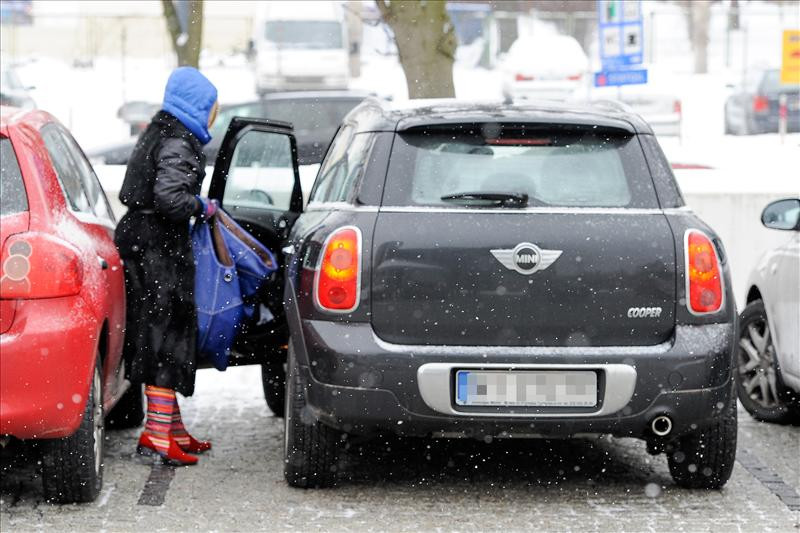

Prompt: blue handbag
xmin=192 ymin=217 xmax=245 ymax=371
xmin=193 ymin=210 xmax=278 ymax=371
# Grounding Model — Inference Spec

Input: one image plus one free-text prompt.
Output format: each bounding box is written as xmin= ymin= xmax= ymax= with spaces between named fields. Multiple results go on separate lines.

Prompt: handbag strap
xmin=209 ymin=217 xmax=234 ymax=267
xmin=217 ymin=210 xmax=275 ymax=268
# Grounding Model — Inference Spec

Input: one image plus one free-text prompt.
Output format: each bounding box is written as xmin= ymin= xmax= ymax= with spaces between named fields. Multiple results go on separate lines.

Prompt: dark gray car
xmin=725 ymin=68 xmax=800 ymax=135
xmin=206 ymin=99 xmax=738 ymax=491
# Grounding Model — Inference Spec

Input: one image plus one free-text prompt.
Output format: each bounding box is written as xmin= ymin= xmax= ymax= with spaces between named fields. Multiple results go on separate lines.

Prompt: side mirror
xmin=761 ymin=198 xmax=800 ymax=231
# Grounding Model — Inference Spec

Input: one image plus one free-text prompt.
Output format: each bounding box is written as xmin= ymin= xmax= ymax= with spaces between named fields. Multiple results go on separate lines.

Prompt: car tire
xmin=667 ymin=400 xmax=737 ymax=489
xmin=735 ymin=300 xmax=800 ymax=424
xmin=41 ymin=357 xmax=104 ymax=503
xmin=105 ymin=382 xmax=144 ymax=429
xmin=261 ymin=356 xmax=286 ymax=418
xmin=283 ymin=343 xmax=340 ymax=488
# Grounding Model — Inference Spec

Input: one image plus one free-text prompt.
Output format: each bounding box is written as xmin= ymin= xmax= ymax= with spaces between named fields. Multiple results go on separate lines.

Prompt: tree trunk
xmin=686 ymin=0 xmax=711 ymax=74
xmin=161 ymin=0 xmax=203 ymax=68
xmin=375 ymin=1 xmax=457 ymax=99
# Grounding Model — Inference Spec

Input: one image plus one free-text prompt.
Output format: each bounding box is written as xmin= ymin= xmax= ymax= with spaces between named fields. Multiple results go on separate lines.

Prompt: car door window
xmin=308 ymin=125 xmax=353 ymax=203
xmin=327 ymin=132 xmax=375 ymax=203
xmin=57 ymin=126 xmax=115 ymax=223
xmin=0 ymin=138 xmax=28 ymax=215
xmin=223 ymin=129 xmax=296 ymax=211
xmin=41 ymin=125 xmax=92 ymax=213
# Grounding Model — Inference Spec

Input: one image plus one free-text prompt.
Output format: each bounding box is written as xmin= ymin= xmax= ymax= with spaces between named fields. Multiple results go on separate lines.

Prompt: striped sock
xmin=143 ymin=385 xmax=175 ymax=455
xmin=171 ymin=398 xmax=190 ymax=448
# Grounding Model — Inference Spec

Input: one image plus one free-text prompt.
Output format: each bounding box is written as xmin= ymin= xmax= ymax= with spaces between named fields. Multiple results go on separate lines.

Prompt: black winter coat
xmin=115 ymin=111 xmax=205 ymax=396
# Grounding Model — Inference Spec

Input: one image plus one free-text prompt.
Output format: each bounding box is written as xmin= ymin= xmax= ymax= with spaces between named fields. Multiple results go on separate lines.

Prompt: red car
xmin=0 ymin=107 xmax=139 ymax=503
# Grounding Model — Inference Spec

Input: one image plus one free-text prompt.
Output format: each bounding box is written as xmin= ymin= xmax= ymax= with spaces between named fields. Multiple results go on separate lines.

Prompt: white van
xmin=252 ymin=1 xmax=350 ymax=94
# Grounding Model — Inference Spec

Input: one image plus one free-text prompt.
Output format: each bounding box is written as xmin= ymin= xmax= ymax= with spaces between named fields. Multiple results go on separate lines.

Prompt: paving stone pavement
xmin=1 ymin=366 xmax=799 ymax=532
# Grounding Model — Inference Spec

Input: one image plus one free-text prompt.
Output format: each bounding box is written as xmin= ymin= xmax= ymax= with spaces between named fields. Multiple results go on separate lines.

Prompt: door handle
xmin=98 ymin=257 xmax=109 ymax=270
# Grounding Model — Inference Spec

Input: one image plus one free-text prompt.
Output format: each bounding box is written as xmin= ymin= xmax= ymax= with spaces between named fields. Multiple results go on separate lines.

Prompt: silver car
xmin=737 ymin=198 xmax=800 ymax=423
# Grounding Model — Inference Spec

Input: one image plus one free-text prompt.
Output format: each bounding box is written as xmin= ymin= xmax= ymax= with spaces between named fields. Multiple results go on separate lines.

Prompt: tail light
xmin=752 ymin=95 xmax=769 ymax=113
xmin=684 ymin=230 xmax=723 ymax=314
xmin=673 ymin=100 xmax=682 ymax=115
xmin=0 ymin=233 xmax=83 ymax=299
xmin=566 ymin=74 xmax=582 ymax=81
xmin=515 ymin=73 xmax=534 ymax=82
xmin=314 ymin=226 xmax=361 ymax=312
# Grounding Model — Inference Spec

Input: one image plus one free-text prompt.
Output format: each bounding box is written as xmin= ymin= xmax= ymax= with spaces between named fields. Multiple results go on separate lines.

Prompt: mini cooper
xmin=206 ymin=99 xmax=738 ymax=490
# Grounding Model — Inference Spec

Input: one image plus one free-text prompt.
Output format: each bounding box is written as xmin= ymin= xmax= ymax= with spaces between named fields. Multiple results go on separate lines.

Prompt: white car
xmin=500 ymin=33 xmax=588 ymax=101
xmin=736 ymin=198 xmax=800 ymax=423
xmin=252 ymin=0 xmax=350 ymax=95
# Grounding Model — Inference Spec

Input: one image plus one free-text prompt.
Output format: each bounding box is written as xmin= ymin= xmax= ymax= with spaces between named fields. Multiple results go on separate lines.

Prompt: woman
xmin=115 ymin=67 xmax=219 ymax=466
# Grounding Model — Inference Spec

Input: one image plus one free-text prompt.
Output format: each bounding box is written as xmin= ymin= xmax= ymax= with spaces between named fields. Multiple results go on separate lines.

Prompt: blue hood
xmin=162 ymin=67 xmax=218 ymax=145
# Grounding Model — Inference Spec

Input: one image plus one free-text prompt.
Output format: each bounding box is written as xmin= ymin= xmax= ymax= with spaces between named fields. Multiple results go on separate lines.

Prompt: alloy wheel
xmin=738 ymin=318 xmax=779 ymax=408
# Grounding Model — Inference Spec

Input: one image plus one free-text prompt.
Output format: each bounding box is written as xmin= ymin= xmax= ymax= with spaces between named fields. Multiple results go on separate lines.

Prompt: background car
xmin=0 ymin=66 xmax=36 ymax=110
xmin=736 ymin=198 xmax=800 ymax=423
xmin=0 ymin=106 xmax=140 ymax=503
xmin=500 ymin=33 xmax=588 ymax=101
xmin=251 ymin=0 xmax=350 ymax=95
xmin=724 ymin=67 xmax=800 ymax=135
xmin=87 ymin=91 xmax=368 ymax=167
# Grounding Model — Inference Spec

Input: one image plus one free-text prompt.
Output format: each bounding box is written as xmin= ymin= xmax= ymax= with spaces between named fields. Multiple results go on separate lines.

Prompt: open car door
xmin=208 ymin=117 xmax=303 ymax=379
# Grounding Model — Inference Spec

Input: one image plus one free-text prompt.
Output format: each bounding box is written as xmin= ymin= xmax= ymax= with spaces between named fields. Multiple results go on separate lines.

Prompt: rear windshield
xmin=265 ymin=21 xmax=343 ymax=49
xmin=761 ymin=69 xmax=800 ymax=95
xmin=0 ymin=137 xmax=28 ymax=215
xmin=382 ymin=125 xmax=659 ymax=208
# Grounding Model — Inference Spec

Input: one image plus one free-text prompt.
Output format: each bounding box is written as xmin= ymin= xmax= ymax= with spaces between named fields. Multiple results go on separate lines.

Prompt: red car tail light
xmin=515 ymin=73 xmax=535 ymax=82
xmin=566 ymin=74 xmax=582 ymax=81
xmin=673 ymin=100 xmax=682 ymax=115
xmin=685 ymin=230 xmax=723 ymax=314
xmin=752 ymin=95 xmax=769 ymax=113
xmin=314 ymin=227 xmax=361 ymax=312
xmin=0 ymin=233 xmax=83 ymax=299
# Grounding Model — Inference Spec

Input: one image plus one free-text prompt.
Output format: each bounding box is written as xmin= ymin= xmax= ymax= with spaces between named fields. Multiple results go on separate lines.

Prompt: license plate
xmin=455 ymin=370 xmax=597 ymax=407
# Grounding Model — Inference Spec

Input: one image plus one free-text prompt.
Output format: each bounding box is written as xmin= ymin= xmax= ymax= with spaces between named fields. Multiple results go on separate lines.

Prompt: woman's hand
xmin=196 ymin=196 xmax=219 ymax=220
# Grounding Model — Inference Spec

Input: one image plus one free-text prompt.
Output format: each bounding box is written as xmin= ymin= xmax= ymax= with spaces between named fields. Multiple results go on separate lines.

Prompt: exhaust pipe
xmin=651 ymin=415 xmax=673 ymax=437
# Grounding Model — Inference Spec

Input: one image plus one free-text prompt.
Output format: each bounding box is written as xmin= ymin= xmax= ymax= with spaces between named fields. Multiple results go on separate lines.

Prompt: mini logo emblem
xmin=491 ymin=242 xmax=562 ymax=275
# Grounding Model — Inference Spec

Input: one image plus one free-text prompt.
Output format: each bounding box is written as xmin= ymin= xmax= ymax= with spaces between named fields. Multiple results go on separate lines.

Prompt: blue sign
xmin=594 ymin=69 xmax=648 ymax=87
xmin=597 ymin=0 xmax=644 ymax=70
xmin=596 ymin=1 xmax=647 ymax=87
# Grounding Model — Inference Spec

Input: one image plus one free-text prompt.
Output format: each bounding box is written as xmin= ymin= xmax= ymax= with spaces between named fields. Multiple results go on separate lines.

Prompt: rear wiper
xmin=440 ymin=191 xmax=528 ymax=208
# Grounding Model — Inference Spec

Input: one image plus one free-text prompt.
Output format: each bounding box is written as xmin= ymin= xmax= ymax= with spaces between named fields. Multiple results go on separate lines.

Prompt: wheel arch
xmin=745 ymin=285 xmax=762 ymax=305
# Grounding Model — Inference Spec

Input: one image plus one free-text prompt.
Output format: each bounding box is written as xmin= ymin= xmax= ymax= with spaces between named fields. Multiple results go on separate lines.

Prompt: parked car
xmin=0 ymin=66 xmax=35 ymax=110
xmin=724 ymin=67 xmax=800 ymax=135
xmin=500 ymin=33 xmax=588 ymax=100
xmin=736 ymin=198 xmax=800 ymax=423
xmin=117 ymin=100 xmax=160 ymax=136
xmin=87 ymin=91 xmax=368 ymax=167
xmin=251 ymin=0 xmax=350 ymax=94
xmin=204 ymin=99 xmax=738 ymax=490
xmin=0 ymin=106 xmax=142 ymax=503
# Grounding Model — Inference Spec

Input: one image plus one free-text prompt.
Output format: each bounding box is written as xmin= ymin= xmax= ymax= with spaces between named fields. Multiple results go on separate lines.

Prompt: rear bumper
xmin=0 ymin=297 xmax=98 ymax=439
xmin=293 ymin=320 xmax=735 ymax=440
xmin=256 ymin=73 xmax=349 ymax=92
xmin=503 ymin=80 xmax=581 ymax=101
xmin=752 ymin=111 xmax=800 ymax=133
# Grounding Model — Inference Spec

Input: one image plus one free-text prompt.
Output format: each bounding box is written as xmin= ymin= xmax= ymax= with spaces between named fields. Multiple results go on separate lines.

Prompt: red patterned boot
xmin=171 ymin=396 xmax=212 ymax=454
xmin=137 ymin=386 xmax=198 ymax=466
